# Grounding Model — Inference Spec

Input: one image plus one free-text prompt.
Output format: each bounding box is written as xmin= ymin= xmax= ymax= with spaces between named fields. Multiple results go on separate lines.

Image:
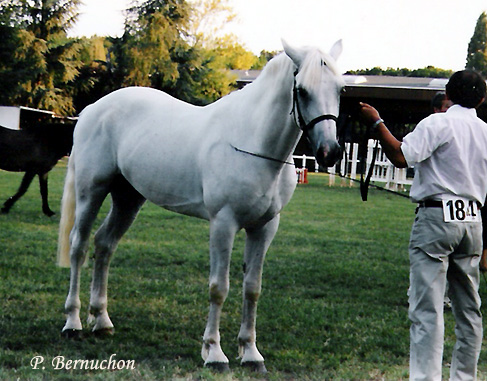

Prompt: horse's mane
xmin=248 ymin=53 xmax=295 ymax=90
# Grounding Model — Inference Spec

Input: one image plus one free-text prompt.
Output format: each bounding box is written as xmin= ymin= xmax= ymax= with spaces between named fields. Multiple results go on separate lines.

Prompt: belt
xmin=417 ymin=200 xmax=442 ymax=208
xmin=417 ymin=200 xmax=483 ymax=208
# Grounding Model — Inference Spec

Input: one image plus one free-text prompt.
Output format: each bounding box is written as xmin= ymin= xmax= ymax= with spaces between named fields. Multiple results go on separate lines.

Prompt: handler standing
xmin=359 ymin=70 xmax=487 ymax=381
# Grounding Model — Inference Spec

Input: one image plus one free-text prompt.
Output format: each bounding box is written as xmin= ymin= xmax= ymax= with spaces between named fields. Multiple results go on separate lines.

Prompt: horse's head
xmin=284 ymin=40 xmax=344 ymax=168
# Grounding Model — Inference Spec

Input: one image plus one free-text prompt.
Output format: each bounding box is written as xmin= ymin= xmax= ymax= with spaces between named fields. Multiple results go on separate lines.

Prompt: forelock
xmin=297 ymin=48 xmax=342 ymax=90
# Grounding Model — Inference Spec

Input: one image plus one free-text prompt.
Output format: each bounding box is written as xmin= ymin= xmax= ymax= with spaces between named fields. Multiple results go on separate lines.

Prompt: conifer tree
xmin=0 ymin=0 xmax=82 ymax=114
xmin=466 ymin=12 xmax=487 ymax=76
xmin=118 ymin=0 xmax=242 ymax=105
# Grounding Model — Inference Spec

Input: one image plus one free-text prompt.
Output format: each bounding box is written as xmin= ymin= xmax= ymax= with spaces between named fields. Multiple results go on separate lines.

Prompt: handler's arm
xmin=359 ymin=102 xmax=408 ymax=168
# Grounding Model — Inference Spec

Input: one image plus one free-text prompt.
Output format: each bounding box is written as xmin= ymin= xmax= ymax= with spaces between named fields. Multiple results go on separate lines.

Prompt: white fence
xmin=293 ymin=140 xmax=413 ymax=191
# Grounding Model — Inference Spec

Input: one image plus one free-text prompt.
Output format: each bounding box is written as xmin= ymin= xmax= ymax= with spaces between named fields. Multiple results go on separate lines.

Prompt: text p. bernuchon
xmin=30 ymin=354 xmax=136 ymax=371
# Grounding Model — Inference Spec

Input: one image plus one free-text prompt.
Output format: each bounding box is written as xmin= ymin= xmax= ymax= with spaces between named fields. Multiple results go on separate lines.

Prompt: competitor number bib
xmin=442 ymin=198 xmax=481 ymax=222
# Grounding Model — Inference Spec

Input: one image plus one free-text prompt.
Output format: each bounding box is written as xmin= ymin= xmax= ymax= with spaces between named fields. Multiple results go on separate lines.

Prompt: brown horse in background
xmin=0 ymin=123 xmax=75 ymax=216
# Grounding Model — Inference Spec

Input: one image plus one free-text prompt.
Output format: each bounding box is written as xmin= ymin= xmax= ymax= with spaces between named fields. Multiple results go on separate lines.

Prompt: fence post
xmin=350 ymin=142 xmax=358 ymax=185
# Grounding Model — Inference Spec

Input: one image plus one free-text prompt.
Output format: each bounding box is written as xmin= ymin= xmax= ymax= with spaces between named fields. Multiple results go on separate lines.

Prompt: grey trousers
xmin=408 ymin=207 xmax=482 ymax=381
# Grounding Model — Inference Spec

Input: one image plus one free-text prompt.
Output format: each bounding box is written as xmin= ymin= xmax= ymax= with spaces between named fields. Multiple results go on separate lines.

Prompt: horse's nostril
xmin=315 ymin=142 xmax=342 ymax=168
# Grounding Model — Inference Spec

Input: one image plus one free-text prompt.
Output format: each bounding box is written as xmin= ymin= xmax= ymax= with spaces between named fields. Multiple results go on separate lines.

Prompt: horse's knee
xmin=243 ymin=280 xmax=261 ymax=302
xmin=209 ymin=281 xmax=229 ymax=305
xmin=93 ymin=235 xmax=115 ymax=264
xmin=69 ymin=231 xmax=90 ymax=266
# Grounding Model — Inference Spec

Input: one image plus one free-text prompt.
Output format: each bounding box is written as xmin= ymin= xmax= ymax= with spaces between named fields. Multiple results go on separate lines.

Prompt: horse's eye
xmin=297 ymin=87 xmax=308 ymax=98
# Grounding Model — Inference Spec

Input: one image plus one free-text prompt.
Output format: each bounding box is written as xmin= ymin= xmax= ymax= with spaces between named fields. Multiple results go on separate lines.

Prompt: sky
xmin=68 ymin=0 xmax=487 ymax=73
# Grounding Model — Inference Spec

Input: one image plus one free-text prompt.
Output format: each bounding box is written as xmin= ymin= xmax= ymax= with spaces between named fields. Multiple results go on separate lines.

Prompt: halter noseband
xmin=291 ymin=71 xmax=338 ymax=134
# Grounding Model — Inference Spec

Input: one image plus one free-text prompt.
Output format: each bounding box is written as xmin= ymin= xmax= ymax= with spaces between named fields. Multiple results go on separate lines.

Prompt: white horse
xmin=57 ymin=40 xmax=344 ymax=372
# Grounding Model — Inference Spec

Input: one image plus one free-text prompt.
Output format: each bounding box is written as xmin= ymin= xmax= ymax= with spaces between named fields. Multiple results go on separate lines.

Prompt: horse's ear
xmin=329 ymin=39 xmax=343 ymax=61
xmin=282 ymin=39 xmax=303 ymax=67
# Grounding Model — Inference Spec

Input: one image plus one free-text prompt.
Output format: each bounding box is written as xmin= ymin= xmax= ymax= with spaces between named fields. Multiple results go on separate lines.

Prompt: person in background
xmin=430 ymin=91 xmax=452 ymax=113
xmin=359 ymin=70 xmax=487 ymax=381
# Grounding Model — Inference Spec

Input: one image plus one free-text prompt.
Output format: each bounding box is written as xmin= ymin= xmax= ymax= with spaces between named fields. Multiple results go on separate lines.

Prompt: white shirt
xmin=401 ymin=104 xmax=487 ymax=204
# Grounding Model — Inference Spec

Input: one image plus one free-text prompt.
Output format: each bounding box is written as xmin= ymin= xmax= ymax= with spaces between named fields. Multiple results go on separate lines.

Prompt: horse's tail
xmin=57 ymin=152 xmax=76 ymax=267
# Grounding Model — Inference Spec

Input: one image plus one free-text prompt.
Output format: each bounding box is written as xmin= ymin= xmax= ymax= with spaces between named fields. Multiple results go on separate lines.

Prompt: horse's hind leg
xmin=38 ymin=172 xmax=55 ymax=216
xmin=1 ymin=171 xmax=35 ymax=214
xmin=238 ymin=215 xmax=280 ymax=373
xmin=63 ymin=184 xmax=109 ymax=336
xmin=88 ymin=176 xmax=146 ymax=335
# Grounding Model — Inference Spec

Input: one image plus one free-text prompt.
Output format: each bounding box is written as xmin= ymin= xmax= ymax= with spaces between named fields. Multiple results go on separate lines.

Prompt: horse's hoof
xmin=242 ymin=361 xmax=267 ymax=373
xmin=61 ymin=329 xmax=83 ymax=339
xmin=93 ymin=327 xmax=115 ymax=337
xmin=205 ymin=362 xmax=230 ymax=373
xmin=1 ymin=208 xmax=9 ymax=214
xmin=44 ymin=210 xmax=55 ymax=217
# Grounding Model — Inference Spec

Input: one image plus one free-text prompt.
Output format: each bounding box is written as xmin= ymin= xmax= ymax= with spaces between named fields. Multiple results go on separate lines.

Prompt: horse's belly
xmin=153 ymin=194 xmax=209 ymax=220
xmin=121 ymin=162 xmax=209 ymax=220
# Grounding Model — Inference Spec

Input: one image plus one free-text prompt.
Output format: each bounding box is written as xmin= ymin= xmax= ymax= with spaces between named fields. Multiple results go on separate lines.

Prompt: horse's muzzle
xmin=315 ymin=142 xmax=343 ymax=168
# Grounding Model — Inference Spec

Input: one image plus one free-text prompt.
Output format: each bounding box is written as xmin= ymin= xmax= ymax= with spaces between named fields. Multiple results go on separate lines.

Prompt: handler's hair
xmin=446 ymin=70 xmax=486 ymax=108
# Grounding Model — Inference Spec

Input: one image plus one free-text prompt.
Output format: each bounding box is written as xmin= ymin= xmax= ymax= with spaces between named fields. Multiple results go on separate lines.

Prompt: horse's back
xmin=76 ymin=87 xmax=201 ymax=143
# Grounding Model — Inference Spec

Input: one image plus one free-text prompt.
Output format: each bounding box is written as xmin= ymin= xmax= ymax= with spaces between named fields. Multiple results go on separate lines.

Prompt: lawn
xmin=1 ymin=165 xmax=487 ymax=380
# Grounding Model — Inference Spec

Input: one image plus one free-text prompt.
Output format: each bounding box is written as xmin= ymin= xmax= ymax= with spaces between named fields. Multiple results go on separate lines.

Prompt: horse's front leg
xmin=38 ymin=172 xmax=55 ymax=217
xmin=1 ymin=171 xmax=35 ymax=214
xmin=238 ymin=215 xmax=280 ymax=373
xmin=202 ymin=211 xmax=239 ymax=371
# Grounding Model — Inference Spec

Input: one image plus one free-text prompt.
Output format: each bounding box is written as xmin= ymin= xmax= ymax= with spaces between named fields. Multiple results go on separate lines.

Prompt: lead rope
xmin=359 ymin=125 xmax=379 ymax=201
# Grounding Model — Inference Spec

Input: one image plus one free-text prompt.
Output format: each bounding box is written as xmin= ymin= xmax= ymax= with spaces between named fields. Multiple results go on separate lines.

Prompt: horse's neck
xmin=233 ymin=65 xmax=299 ymax=163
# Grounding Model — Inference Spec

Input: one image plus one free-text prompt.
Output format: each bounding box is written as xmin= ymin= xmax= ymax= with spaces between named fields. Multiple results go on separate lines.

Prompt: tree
xmin=0 ymin=0 xmax=83 ymax=115
xmin=466 ymin=12 xmax=487 ymax=76
xmin=345 ymin=66 xmax=453 ymax=78
xmin=208 ymin=35 xmax=258 ymax=70
xmin=0 ymin=25 xmax=46 ymax=106
xmin=117 ymin=0 xmax=243 ymax=105
xmin=70 ymin=36 xmax=114 ymax=111
xmin=187 ymin=0 xmax=235 ymax=47
xmin=0 ymin=0 xmax=265 ymax=113
xmin=252 ymin=50 xmax=279 ymax=70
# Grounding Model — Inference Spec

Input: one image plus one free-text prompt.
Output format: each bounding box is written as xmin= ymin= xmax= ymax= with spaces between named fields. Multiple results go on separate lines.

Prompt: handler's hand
xmin=359 ymin=102 xmax=382 ymax=126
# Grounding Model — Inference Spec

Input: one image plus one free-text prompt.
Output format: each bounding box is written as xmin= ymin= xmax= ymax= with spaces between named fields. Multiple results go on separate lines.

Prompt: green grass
xmin=1 ymin=165 xmax=487 ymax=380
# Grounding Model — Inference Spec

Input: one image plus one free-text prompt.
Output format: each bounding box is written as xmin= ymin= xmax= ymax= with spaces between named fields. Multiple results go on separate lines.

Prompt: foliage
xmin=205 ymin=35 xmax=258 ymax=70
xmin=252 ymin=50 xmax=280 ymax=70
xmin=188 ymin=0 xmax=236 ymax=47
xmin=122 ymin=0 xmax=191 ymax=88
xmin=2 ymin=167 xmax=487 ymax=379
xmin=0 ymin=25 xmax=47 ymax=106
xmin=346 ymin=66 xmax=453 ymax=78
xmin=466 ymin=12 xmax=487 ymax=77
xmin=70 ymin=36 xmax=115 ymax=111
xmin=84 ymin=0 xmax=255 ymax=106
xmin=0 ymin=0 xmax=83 ymax=115
xmin=0 ymin=0 xmax=267 ymax=114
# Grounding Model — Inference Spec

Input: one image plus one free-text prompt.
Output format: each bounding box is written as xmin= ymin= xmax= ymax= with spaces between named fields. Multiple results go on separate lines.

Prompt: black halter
xmin=232 ymin=70 xmax=339 ymax=167
xmin=290 ymin=72 xmax=338 ymax=135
